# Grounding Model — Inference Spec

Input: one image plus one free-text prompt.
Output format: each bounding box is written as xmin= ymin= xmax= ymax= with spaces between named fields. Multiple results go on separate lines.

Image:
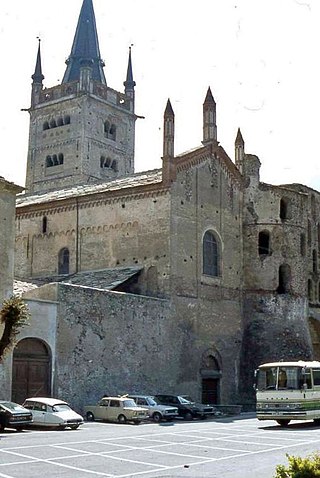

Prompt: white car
xmin=23 ymin=397 xmax=83 ymax=430
xmin=128 ymin=395 xmax=179 ymax=422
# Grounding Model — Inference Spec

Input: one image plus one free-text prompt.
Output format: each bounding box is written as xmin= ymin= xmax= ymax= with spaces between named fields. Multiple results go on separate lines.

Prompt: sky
xmin=1 ymin=0 xmax=320 ymax=190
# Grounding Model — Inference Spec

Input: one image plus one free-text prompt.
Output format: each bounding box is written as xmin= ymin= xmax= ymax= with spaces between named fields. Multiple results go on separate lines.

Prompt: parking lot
xmin=1 ymin=414 xmax=320 ymax=477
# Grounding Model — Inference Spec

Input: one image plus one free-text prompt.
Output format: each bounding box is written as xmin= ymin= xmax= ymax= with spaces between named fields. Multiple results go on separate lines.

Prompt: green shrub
xmin=274 ymin=453 xmax=320 ymax=477
xmin=0 ymin=296 xmax=30 ymax=360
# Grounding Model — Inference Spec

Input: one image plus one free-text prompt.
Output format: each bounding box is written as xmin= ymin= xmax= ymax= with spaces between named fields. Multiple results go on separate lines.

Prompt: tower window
xmin=277 ymin=264 xmax=291 ymax=294
xmin=109 ymin=124 xmax=116 ymax=141
xmin=300 ymin=233 xmax=306 ymax=256
xmin=57 ymin=117 xmax=64 ymax=127
xmin=104 ymin=120 xmax=117 ymax=141
xmin=280 ymin=197 xmax=290 ymax=220
xmin=42 ymin=216 xmax=48 ymax=234
xmin=100 ymin=156 xmax=117 ymax=172
xmin=203 ymin=230 xmax=220 ymax=276
xmin=64 ymin=115 xmax=71 ymax=125
xmin=308 ymin=279 xmax=314 ymax=301
xmin=58 ymin=248 xmax=69 ymax=275
xmin=313 ymin=249 xmax=317 ymax=274
xmin=258 ymin=231 xmax=270 ymax=255
xmin=46 ymin=153 xmax=64 ymax=168
xmin=50 ymin=119 xmax=57 ymax=129
xmin=43 ymin=121 xmax=49 ymax=131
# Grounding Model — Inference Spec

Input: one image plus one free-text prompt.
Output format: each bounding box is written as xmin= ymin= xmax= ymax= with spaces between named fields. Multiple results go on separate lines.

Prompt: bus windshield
xmin=256 ymin=366 xmax=305 ymax=391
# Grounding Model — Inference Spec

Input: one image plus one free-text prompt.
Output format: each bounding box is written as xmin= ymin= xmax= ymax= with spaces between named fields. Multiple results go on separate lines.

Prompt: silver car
xmin=128 ymin=395 xmax=179 ymax=422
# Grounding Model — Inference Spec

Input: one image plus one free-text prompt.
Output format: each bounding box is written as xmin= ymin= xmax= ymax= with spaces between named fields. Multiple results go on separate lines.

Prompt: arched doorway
xmin=12 ymin=338 xmax=51 ymax=404
xmin=200 ymin=353 xmax=222 ymax=404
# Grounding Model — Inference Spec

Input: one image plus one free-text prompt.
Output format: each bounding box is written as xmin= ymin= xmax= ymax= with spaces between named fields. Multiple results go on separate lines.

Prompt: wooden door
xmin=202 ymin=378 xmax=219 ymax=404
xmin=12 ymin=338 xmax=50 ymax=404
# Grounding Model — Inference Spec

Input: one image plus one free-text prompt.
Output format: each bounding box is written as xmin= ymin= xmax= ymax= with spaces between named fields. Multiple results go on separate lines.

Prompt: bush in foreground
xmin=274 ymin=452 xmax=320 ymax=477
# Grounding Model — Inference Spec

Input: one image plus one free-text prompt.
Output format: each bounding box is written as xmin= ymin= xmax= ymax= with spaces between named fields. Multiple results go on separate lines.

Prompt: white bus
xmin=255 ymin=360 xmax=320 ymax=426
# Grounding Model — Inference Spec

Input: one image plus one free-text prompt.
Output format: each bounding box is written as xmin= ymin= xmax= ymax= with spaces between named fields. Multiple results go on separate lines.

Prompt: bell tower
xmin=25 ymin=0 xmax=136 ymax=195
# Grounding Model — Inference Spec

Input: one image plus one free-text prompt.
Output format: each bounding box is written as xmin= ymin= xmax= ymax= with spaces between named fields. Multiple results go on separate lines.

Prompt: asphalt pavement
xmin=1 ymin=413 xmax=320 ymax=477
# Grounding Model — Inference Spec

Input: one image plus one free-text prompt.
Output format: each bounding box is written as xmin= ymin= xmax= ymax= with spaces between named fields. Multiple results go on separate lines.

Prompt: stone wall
xmin=53 ymin=284 xmax=174 ymax=412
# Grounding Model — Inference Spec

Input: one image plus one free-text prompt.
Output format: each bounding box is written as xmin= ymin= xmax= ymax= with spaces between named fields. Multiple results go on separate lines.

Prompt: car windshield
xmin=52 ymin=404 xmax=72 ymax=412
xmin=147 ymin=397 xmax=157 ymax=406
xmin=0 ymin=401 xmax=26 ymax=411
xmin=123 ymin=399 xmax=137 ymax=408
xmin=179 ymin=396 xmax=194 ymax=404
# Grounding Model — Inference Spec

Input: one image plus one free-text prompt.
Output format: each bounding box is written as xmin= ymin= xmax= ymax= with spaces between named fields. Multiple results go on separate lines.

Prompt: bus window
xmin=278 ymin=368 xmax=287 ymax=388
xmin=313 ymin=369 xmax=320 ymax=386
xmin=304 ymin=368 xmax=312 ymax=389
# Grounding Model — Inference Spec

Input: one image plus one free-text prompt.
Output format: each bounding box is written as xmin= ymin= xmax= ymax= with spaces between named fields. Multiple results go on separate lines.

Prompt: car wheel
xmin=15 ymin=427 xmax=24 ymax=432
xmin=0 ymin=423 xmax=4 ymax=431
xmin=70 ymin=424 xmax=80 ymax=430
xmin=86 ymin=412 xmax=95 ymax=422
xmin=133 ymin=420 xmax=141 ymax=425
xmin=118 ymin=414 xmax=127 ymax=424
xmin=57 ymin=425 xmax=66 ymax=430
xmin=276 ymin=419 xmax=290 ymax=427
xmin=152 ymin=412 xmax=162 ymax=423
xmin=184 ymin=411 xmax=193 ymax=421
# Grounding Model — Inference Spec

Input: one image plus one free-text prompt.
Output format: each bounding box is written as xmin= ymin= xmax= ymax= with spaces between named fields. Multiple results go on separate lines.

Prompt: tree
xmin=0 ymin=296 xmax=30 ymax=361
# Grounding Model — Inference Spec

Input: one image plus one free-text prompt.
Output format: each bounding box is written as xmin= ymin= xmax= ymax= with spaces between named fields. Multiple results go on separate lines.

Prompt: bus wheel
xmin=313 ymin=419 xmax=320 ymax=425
xmin=276 ymin=419 xmax=290 ymax=427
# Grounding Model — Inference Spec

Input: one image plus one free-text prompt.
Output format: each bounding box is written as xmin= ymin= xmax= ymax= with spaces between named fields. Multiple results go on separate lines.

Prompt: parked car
xmin=154 ymin=394 xmax=216 ymax=420
xmin=0 ymin=400 xmax=33 ymax=431
xmin=128 ymin=395 xmax=179 ymax=422
xmin=84 ymin=396 xmax=149 ymax=424
xmin=22 ymin=397 xmax=83 ymax=430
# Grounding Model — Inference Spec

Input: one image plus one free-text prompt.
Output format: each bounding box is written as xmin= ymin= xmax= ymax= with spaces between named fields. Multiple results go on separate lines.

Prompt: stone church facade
xmin=2 ymin=0 xmax=319 ymax=411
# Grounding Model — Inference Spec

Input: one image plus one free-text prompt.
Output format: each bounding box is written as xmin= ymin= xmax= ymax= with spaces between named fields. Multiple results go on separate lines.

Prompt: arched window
xmin=277 ymin=264 xmax=291 ymax=294
xmin=58 ymin=248 xmax=69 ymax=275
xmin=42 ymin=216 xmax=47 ymax=234
xmin=109 ymin=124 xmax=116 ymax=141
xmin=49 ymin=119 xmax=57 ymax=129
xmin=57 ymin=117 xmax=63 ymax=126
xmin=58 ymin=153 xmax=64 ymax=165
xmin=258 ymin=231 xmax=270 ymax=255
xmin=104 ymin=120 xmax=110 ymax=135
xmin=46 ymin=155 xmax=53 ymax=167
xmin=64 ymin=115 xmax=71 ymax=125
xmin=43 ymin=121 xmax=49 ymax=131
xmin=52 ymin=154 xmax=58 ymax=165
xmin=203 ymin=231 xmax=219 ymax=276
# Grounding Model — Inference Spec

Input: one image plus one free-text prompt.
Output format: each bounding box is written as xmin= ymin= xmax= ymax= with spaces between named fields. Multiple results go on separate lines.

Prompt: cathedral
xmin=1 ymin=0 xmax=318 ymax=412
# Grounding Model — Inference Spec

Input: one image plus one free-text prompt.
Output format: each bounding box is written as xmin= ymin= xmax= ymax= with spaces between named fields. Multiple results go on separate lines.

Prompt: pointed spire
xmin=235 ymin=128 xmax=244 ymax=146
xmin=162 ymin=99 xmax=176 ymax=184
xmin=123 ymin=46 xmax=136 ymax=92
xmin=235 ymin=127 xmax=245 ymax=172
xmin=163 ymin=99 xmax=175 ymax=158
xmin=204 ymin=86 xmax=216 ymax=105
xmin=31 ymin=39 xmax=44 ymax=84
xmin=62 ymin=0 xmax=106 ymax=84
xmin=164 ymin=98 xmax=174 ymax=118
xmin=203 ymin=87 xmax=217 ymax=144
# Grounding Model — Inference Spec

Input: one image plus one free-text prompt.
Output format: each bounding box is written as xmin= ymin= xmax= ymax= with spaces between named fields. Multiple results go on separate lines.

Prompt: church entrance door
xmin=202 ymin=378 xmax=219 ymax=404
xmin=12 ymin=338 xmax=50 ymax=404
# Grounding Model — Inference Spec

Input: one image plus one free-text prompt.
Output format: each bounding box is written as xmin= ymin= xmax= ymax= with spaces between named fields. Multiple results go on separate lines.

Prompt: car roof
xmin=24 ymin=397 xmax=68 ymax=406
xmin=127 ymin=395 xmax=152 ymax=398
xmin=102 ymin=396 xmax=132 ymax=401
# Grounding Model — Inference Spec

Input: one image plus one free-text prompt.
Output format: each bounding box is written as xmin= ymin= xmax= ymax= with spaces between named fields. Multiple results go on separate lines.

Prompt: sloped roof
xmin=13 ymin=280 xmax=39 ymax=296
xmin=17 ymin=266 xmax=143 ymax=291
xmin=17 ymin=169 xmax=162 ymax=208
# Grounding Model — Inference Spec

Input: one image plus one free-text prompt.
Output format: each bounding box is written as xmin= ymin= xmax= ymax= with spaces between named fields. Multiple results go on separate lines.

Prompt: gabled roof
xmin=62 ymin=0 xmax=106 ymax=84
